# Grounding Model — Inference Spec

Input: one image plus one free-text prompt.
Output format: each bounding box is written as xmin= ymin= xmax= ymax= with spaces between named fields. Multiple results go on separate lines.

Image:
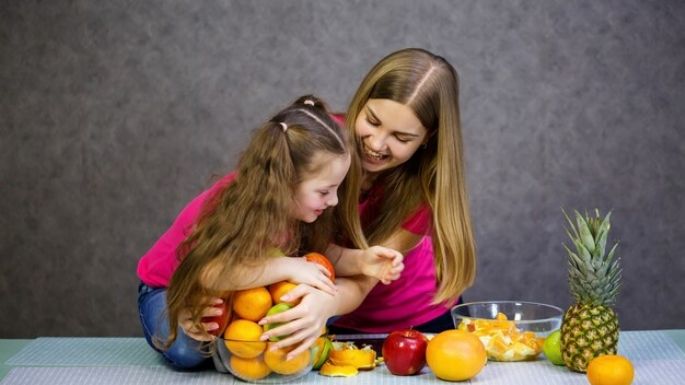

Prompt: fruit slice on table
xmin=232 ymin=287 xmax=273 ymax=321
xmin=263 ymin=343 xmax=312 ymax=375
xmin=268 ymin=281 xmax=300 ymax=305
xmin=304 ymin=252 xmax=336 ymax=282
xmin=319 ymin=362 xmax=358 ymax=377
xmin=328 ymin=341 xmax=376 ymax=369
xmin=223 ymin=319 xmax=266 ymax=359
xmin=229 ymin=355 xmax=271 ymax=381
xmin=586 ymin=355 xmax=634 ymax=385
xmin=262 ymin=303 xmax=293 ymax=342
xmin=311 ymin=336 xmax=333 ymax=370
xmin=426 ymin=329 xmax=487 ymax=382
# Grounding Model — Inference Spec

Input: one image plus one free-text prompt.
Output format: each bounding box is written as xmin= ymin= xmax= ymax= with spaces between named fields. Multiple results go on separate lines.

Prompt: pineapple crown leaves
xmin=562 ymin=208 xmax=622 ymax=306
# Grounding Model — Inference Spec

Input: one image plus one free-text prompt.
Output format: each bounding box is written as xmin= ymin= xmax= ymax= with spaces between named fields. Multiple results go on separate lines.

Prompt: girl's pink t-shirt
xmin=333 ymin=183 xmax=457 ymax=333
xmin=136 ymin=173 xmax=235 ymax=288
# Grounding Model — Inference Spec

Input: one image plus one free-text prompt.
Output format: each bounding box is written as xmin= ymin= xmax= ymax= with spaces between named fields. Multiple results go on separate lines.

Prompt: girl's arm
xmin=258 ymin=275 xmax=378 ymax=357
xmin=201 ymin=256 xmax=337 ymax=294
xmin=327 ymin=244 xmax=404 ymax=284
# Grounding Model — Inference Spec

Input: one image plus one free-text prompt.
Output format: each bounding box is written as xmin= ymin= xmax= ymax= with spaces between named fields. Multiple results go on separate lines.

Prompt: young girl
xmin=261 ymin=48 xmax=476 ymax=345
xmin=137 ymin=96 xmax=402 ymax=369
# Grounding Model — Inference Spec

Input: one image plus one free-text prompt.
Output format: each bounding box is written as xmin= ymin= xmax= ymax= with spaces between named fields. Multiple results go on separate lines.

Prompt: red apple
xmin=382 ymin=329 xmax=429 ymax=375
xmin=202 ymin=302 xmax=229 ymax=336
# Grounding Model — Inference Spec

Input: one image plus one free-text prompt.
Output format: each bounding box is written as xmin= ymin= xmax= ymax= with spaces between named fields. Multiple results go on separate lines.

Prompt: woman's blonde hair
xmin=343 ymin=48 xmax=476 ymax=304
xmin=162 ymin=95 xmax=353 ymax=349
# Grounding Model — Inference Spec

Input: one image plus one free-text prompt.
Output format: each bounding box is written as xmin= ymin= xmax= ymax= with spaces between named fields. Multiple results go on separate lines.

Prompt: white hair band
xmin=279 ymin=122 xmax=288 ymax=132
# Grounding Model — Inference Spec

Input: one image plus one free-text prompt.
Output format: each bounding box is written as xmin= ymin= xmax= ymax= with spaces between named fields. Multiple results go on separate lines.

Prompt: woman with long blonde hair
xmin=262 ymin=48 xmax=476 ymax=340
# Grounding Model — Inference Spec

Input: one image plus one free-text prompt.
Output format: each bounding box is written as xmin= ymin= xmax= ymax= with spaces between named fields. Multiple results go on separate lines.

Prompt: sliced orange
xmin=328 ymin=341 xmax=376 ymax=369
xmin=319 ymin=362 xmax=358 ymax=377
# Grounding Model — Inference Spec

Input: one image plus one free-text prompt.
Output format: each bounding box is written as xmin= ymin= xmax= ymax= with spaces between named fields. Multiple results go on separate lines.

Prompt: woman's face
xmin=354 ymin=98 xmax=428 ymax=174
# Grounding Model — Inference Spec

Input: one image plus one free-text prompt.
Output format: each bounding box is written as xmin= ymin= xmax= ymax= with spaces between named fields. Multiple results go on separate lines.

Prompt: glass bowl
xmin=216 ymin=337 xmax=314 ymax=383
xmin=451 ymin=301 xmax=563 ymax=362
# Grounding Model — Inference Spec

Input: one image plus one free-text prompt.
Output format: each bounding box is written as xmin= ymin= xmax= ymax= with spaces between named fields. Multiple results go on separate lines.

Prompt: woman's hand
xmin=359 ymin=246 xmax=404 ymax=284
xmin=284 ymin=257 xmax=337 ymax=296
xmin=177 ymin=296 xmax=225 ymax=341
xmin=257 ymin=285 xmax=335 ymax=359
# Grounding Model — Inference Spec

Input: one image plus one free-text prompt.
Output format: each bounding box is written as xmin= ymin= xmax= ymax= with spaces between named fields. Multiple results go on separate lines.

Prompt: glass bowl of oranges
xmin=451 ymin=301 xmax=563 ymax=362
xmin=215 ymin=330 xmax=314 ymax=383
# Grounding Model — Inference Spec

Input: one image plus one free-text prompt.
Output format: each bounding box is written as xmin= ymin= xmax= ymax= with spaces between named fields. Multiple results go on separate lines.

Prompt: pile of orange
xmin=223 ymin=286 xmax=314 ymax=380
xmin=222 ymin=252 xmax=336 ymax=381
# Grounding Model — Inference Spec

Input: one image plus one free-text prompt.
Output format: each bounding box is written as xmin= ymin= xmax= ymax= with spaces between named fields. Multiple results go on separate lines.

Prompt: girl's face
xmin=291 ymin=153 xmax=351 ymax=223
xmin=355 ymin=98 xmax=428 ymax=174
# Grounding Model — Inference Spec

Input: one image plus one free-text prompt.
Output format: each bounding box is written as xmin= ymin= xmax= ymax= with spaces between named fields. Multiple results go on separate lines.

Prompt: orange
xmin=268 ymin=281 xmax=300 ymax=305
xmin=426 ymin=329 xmax=487 ymax=381
xmin=223 ymin=319 xmax=266 ymax=359
xmin=319 ymin=362 xmax=358 ymax=377
xmin=587 ymin=355 xmax=634 ymax=385
xmin=229 ymin=355 xmax=271 ymax=381
xmin=304 ymin=252 xmax=336 ymax=282
xmin=232 ymin=287 xmax=273 ymax=321
xmin=263 ymin=343 xmax=312 ymax=375
xmin=328 ymin=342 xmax=376 ymax=369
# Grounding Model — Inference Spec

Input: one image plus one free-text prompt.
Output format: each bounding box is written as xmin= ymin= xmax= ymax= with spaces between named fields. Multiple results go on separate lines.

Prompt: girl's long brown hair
xmin=342 ymin=48 xmax=477 ymax=304
xmin=161 ymin=96 xmax=351 ymax=349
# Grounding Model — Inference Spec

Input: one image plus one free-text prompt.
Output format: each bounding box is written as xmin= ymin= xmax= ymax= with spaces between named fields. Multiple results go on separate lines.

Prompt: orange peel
xmin=319 ymin=362 xmax=358 ymax=377
xmin=328 ymin=341 xmax=376 ymax=369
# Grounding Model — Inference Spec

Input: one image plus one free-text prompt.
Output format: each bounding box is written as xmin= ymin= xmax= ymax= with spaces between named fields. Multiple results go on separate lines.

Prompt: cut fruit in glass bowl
xmin=451 ymin=301 xmax=563 ymax=362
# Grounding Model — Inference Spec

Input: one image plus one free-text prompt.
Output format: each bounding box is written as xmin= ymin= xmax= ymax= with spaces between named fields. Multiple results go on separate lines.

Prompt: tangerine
xmin=229 ymin=355 xmax=271 ymax=381
xmin=587 ymin=355 xmax=634 ymax=385
xmin=263 ymin=343 xmax=312 ymax=375
xmin=268 ymin=281 xmax=300 ymax=305
xmin=233 ymin=287 xmax=273 ymax=321
xmin=223 ymin=319 xmax=266 ymax=359
xmin=426 ymin=329 xmax=487 ymax=381
xmin=304 ymin=252 xmax=336 ymax=282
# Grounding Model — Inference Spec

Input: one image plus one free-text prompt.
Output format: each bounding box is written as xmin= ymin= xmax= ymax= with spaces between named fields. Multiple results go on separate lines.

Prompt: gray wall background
xmin=1 ymin=0 xmax=683 ymax=338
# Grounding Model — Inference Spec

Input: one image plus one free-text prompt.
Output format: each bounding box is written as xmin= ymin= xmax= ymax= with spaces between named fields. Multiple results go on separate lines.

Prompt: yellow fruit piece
xmin=223 ymin=319 xmax=266 ymax=359
xmin=229 ymin=355 xmax=271 ymax=381
xmin=268 ymin=281 xmax=300 ymax=305
xmin=328 ymin=342 xmax=376 ymax=369
xmin=426 ymin=330 xmax=487 ymax=381
xmin=460 ymin=312 xmax=544 ymax=361
xmin=263 ymin=343 xmax=311 ymax=375
xmin=587 ymin=355 xmax=634 ymax=385
xmin=319 ymin=362 xmax=358 ymax=377
xmin=232 ymin=287 xmax=273 ymax=321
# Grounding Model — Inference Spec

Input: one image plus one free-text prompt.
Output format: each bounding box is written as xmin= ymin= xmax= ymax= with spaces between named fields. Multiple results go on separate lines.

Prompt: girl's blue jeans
xmin=137 ymin=283 xmax=211 ymax=370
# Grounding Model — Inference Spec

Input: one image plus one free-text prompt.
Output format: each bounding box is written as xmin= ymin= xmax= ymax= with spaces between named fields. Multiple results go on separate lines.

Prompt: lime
xmin=543 ymin=329 xmax=564 ymax=365
xmin=263 ymin=303 xmax=292 ymax=341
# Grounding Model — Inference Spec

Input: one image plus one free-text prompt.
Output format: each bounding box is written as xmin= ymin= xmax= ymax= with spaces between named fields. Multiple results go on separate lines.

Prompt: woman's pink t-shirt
xmin=136 ymin=173 xmax=236 ymax=288
xmin=333 ymin=182 xmax=457 ymax=333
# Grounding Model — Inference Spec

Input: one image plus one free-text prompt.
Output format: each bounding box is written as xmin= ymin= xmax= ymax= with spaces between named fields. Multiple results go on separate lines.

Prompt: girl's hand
xmin=257 ymin=285 xmax=335 ymax=359
xmin=285 ymin=257 xmax=337 ymax=296
xmin=360 ymin=246 xmax=404 ymax=284
xmin=177 ymin=296 xmax=225 ymax=341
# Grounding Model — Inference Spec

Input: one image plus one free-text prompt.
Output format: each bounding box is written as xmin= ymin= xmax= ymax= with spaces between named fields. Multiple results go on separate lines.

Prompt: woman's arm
xmin=326 ymin=244 xmax=404 ymax=284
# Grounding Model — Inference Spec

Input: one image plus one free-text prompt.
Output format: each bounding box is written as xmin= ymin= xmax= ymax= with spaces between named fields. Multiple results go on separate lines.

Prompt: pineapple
xmin=560 ymin=209 xmax=621 ymax=372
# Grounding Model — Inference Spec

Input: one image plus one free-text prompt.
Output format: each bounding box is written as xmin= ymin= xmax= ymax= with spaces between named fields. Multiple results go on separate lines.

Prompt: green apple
xmin=263 ymin=303 xmax=292 ymax=342
xmin=312 ymin=336 xmax=333 ymax=370
xmin=543 ymin=329 xmax=564 ymax=365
